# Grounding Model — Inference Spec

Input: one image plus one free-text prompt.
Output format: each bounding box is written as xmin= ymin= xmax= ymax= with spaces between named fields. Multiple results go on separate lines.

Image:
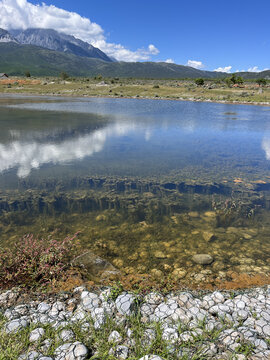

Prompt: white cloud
xmin=247 ymin=66 xmax=269 ymax=72
xmin=0 ymin=0 xmax=159 ymax=61
xmin=165 ymin=58 xmax=174 ymax=63
xmin=214 ymin=66 xmax=232 ymax=73
xmin=148 ymin=44 xmax=159 ymax=55
xmin=186 ymin=60 xmax=204 ymax=69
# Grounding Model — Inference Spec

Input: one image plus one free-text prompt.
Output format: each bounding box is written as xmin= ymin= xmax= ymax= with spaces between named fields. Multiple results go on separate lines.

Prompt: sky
xmin=0 ymin=0 xmax=269 ymax=72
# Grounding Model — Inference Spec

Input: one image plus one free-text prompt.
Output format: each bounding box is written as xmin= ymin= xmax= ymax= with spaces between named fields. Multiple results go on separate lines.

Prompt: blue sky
xmin=0 ymin=0 xmax=269 ymax=72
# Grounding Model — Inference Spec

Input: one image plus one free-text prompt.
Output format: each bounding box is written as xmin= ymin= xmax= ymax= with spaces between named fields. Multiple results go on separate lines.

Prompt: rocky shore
xmin=1 ymin=285 xmax=270 ymax=359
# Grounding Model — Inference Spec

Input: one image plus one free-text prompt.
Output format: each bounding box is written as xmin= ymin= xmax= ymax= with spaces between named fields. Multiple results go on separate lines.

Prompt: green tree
xmin=225 ymin=77 xmax=232 ymax=87
xmin=236 ymin=76 xmax=243 ymax=84
xmin=225 ymin=74 xmax=243 ymax=87
xmin=60 ymin=72 xmax=69 ymax=80
xmin=195 ymin=78 xmax=204 ymax=86
xmin=94 ymin=74 xmax=103 ymax=80
xmin=24 ymin=71 xmax=31 ymax=78
xmin=257 ymin=78 xmax=267 ymax=86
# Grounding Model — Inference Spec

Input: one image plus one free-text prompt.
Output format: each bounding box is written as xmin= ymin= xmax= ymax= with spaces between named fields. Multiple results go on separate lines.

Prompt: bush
xmin=59 ymin=72 xmax=69 ymax=80
xmin=0 ymin=233 xmax=79 ymax=287
xmin=195 ymin=78 xmax=204 ymax=86
xmin=257 ymin=78 xmax=267 ymax=86
xmin=24 ymin=71 xmax=31 ymax=78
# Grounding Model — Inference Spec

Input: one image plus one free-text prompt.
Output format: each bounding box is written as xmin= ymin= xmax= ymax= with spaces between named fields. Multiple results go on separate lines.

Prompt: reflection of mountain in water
xmin=0 ymin=122 xmax=135 ymax=178
xmin=0 ymin=107 xmax=110 ymax=144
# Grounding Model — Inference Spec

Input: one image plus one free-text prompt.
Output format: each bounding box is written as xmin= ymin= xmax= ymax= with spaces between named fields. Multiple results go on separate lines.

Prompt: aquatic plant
xmin=0 ymin=233 xmax=79 ymax=287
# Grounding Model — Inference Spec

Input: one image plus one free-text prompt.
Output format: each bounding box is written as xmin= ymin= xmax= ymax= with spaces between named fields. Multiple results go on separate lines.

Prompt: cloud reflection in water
xmin=0 ymin=122 xmax=135 ymax=178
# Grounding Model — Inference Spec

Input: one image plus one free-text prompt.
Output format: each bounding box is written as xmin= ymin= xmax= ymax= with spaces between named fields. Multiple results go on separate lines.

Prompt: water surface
xmin=1 ymin=95 xmax=270 ymax=287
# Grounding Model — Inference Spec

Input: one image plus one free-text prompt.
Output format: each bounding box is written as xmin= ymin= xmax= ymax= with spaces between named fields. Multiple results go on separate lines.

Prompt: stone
xmin=200 ymin=342 xmax=218 ymax=356
xmin=154 ymin=251 xmax=167 ymax=259
xmin=150 ymin=268 xmax=164 ymax=279
xmin=202 ymin=231 xmax=215 ymax=242
xmin=81 ymin=291 xmax=101 ymax=312
xmin=109 ymin=345 xmax=129 ymax=359
xmin=40 ymin=339 xmax=53 ymax=352
xmin=144 ymin=292 xmax=164 ymax=305
xmin=55 ymin=342 xmax=88 ymax=360
xmin=192 ymin=254 xmax=214 ymax=265
xmin=60 ymin=329 xmax=75 ymax=342
xmin=71 ymin=251 xmax=120 ymax=279
xmin=142 ymin=329 xmax=156 ymax=346
xmin=254 ymin=339 xmax=268 ymax=350
xmin=153 ymin=301 xmax=178 ymax=321
xmin=179 ymin=331 xmax=193 ymax=342
xmin=18 ymin=351 xmax=41 ymax=360
xmin=211 ymin=291 xmax=225 ymax=304
xmin=115 ymin=293 xmax=137 ymax=316
xmin=162 ymin=327 xmax=178 ymax=342
xmin=171 ymin=268 xmax=187 ymax=280
xmin=108 ymin=330 xmax=122 ymax=343
xmin=5 ymin=318 xmax=29 ymax=333
xmin=29 ymin=327 xmax=45 ymax=342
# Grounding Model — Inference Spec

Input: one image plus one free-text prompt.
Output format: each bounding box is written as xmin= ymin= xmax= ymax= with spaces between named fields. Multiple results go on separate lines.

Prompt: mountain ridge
xmin=0 ymin=28 xmax=18 ymax=43
xmin=0 ymin=41 xmax=269 ymax=80
xmin=3 ymin=28 xmax=112 ymax=62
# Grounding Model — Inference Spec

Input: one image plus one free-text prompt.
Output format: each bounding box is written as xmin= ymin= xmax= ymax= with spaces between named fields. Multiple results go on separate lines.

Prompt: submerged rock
xmin=192 ymin=254 xmax=214 ymax=265
xmin=202 ymin=231 xmax=216 ymax=242
xmin=71 ymin=251 xmax=121 ymax=280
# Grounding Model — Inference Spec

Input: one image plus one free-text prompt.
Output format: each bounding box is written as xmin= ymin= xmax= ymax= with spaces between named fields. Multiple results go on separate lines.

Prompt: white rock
xmin=18 ymin=351 xmax=40 ymax=360
xmin=162 ymin=327 xmax=178 ymax=342
xmin=108 ymin=330 xmax=122 ymax=343
xmin=254 ymin=339 xmax=268 ymax=350
xmin=60 ymin=329 xmax=75 ymax=342
xmin=211 ymin=291 xmax=225 ymax=304
xmin=5 ymin=318 xmax=29 ymax=333
xmin=29 ymin=327 xmax=45 ymax=342
xmin=115 ymin=293 xmax=137 ymax=316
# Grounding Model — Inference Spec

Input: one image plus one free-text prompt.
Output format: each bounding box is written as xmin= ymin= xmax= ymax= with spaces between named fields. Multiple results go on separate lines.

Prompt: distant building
xmin=0 ymin=73 xmax=8 ymax=78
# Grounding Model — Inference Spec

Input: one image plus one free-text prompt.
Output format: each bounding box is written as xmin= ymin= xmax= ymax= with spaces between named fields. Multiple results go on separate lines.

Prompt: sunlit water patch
xmin=1 ymin=95 xmax=270 ymax=288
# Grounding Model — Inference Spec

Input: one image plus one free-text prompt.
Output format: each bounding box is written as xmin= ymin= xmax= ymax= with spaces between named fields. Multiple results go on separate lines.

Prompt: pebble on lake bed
xmin=192 ymin=254 xmax=214 ymax=265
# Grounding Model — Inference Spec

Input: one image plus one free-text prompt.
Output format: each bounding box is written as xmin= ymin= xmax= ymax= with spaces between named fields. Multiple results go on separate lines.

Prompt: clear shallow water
xmin=1 ymin=95 xmax=270 ymax=287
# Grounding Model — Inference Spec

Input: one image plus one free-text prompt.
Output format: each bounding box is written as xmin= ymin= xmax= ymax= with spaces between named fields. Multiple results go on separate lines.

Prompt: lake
xmin=1 ymin=95 xmax=270 ymax=288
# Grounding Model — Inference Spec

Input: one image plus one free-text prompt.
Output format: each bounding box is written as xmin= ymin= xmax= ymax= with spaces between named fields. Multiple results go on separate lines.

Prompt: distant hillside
xmin=10 ymin=28 xmax=112 ymax=62
xmin=0 ymin=43 xmax=222 ymax=78
xmin=234 ymin=70 xmax=270 ymax=80
xmin=0 ymin=42 xmax=269 ymax=79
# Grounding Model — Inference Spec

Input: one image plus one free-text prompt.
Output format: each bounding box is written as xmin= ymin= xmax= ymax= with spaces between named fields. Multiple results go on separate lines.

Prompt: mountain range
xmin=2 ymin=28 xmax=112 ymax=62
xmin=0 ymin=28 xmax=269 ymax=79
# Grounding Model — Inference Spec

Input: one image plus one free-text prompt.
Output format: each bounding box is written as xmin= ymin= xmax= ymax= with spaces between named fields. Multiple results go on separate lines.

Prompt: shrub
xmin=0 ymin=233 xmax=79 ymax=287
xmin=257 ymin=78 xmax=267 ymax=86
xmin=24 ymin=71 xmax=31 ymax=78
xmin=59 ymin=72 xmax=69 ymax=80
xmin=195 ymin=78 xmax=204 ymax=86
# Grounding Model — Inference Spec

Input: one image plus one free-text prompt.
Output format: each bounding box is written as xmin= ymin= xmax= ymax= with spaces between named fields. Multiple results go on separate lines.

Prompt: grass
xmin=0 ymin=77 xmax=270 ymax=106
xmin=0 ymin=307 xmax=259 ymax=359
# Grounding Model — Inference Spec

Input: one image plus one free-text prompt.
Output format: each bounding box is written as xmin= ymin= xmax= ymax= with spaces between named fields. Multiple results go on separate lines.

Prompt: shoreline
xmin=1 ymin=90 xmax=270 ymax=107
